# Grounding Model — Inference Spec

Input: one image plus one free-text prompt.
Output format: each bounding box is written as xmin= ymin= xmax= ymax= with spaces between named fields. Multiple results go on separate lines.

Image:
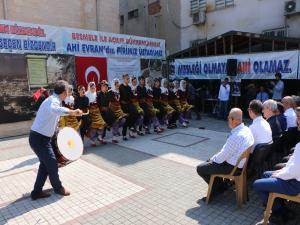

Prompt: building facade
xmin=0 ymin=0 xmax=120 ymax=33
xmin=120 ymin=0 xmax=300 ymax=55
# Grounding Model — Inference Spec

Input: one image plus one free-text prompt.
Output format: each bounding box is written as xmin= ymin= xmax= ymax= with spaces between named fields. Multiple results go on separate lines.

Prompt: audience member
xmin=197 ymin=108 xmax=254 ymax=200
xmin=248 ymin=100 xmax=272 ymax=152
xmin=253 ymin=142 xmax=300 ymax=224
xmin=282 ymin=96 xmax=297 ymax=129
xmin=262 ymin=100 xmax=285 ymax=137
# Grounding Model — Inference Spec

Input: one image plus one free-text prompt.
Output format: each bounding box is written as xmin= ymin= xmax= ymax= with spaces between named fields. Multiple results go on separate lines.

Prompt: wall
xmin=0 ymin=0 xmax=120 ymax=33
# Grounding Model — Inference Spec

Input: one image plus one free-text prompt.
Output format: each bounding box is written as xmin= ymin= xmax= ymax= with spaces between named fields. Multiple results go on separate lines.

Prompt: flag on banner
xmin=75 ymin=56 xmax=108 ymax=89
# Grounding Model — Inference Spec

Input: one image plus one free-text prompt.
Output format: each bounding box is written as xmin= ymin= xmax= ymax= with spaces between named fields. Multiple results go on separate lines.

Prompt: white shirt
xmin=31 ymin=94 xmax=70 ymax=137
xmin=218 ymin=84 xmax=230 ymax=101
xmin=284 ymin=108 xmax=297 ymax=129
xmin=275 ymin=142 xmax=300 ymax=181
xmin=272 ymin=80 xmax=284 ymax=100
xmin=211 ymin=123 xmax=254 ymax=168
xmin=249 ymin=116 xmax=272 ymax=153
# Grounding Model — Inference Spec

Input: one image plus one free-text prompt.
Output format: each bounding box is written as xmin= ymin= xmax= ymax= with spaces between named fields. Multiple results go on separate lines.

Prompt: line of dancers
xmin=59 ymin=74 xmax=193 ymax=147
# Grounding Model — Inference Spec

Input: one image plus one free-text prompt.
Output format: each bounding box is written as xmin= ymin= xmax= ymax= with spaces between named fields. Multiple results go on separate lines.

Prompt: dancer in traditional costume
xmin=145 ymin=77 xmax=163 ymax=133
xmin=119 ymin=74 xmax=139 ymax=140
xmin=97 ymin=80 xmax=118 ymax=143
xmin=130 ymin=76 xmax=145 ymax=136
xmin=109 ymin=79 xmax=128 ymax=141
xmin=74 ymin=85 xmax=91 ymax=141
xmin=170 ymin=80 xmax=188 ymax=127
xmin=178 ymin=79 xmax=193 ymax=124
xmin=160 ymin=78 xmax=175 ymax=128
xmin=85 ymin=82 xmax=107 ymax=146
xmin=63 ymin=85 xmax=81 ymax=131
xmin=152 ymin=78 xmax=166 ymax=126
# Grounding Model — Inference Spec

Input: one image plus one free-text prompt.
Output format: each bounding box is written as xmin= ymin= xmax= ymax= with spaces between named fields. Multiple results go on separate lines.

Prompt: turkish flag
xmin=75 ymin=56 xmax=107 ymax=90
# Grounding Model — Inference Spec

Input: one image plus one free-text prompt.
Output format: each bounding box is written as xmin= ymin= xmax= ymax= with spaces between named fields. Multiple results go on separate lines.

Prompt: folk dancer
xmin=85 ymin=82 xmax=107 ymax=146
xmin=109 ymin=79 xmax=128 ymax=141
xmin=119 ymin=74 xmax=139 ymax=140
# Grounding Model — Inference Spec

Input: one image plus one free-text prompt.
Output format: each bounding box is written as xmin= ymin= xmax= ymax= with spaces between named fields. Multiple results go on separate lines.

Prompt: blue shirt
xmin=31 ymin=94 xmax=70 ymax=137
xmin=256 ymin=92 xmax=269 ymax=103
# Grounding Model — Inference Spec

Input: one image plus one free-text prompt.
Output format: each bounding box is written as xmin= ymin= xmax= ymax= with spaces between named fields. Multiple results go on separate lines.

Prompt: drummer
xmin=29 ymin=80 xmax=83 ymax=200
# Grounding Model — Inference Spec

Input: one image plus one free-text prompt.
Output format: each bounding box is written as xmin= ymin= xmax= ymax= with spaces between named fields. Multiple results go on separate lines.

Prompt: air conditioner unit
xmin=284 ymin=0 xmax=300 ymax=16
xmin=192 ymin=11 xmax=206 ymax=25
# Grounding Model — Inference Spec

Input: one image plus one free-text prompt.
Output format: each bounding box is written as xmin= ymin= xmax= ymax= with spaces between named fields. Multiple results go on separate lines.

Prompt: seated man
xmin=262 ymin=99 xmax=286 ymax=138
xmin=196 ymin=108 xmax=254 ymax=199
xmin=274 ymin=107 xmax=300 ymax=170
xmin=282 ymin=96 xmax=297 ymax=129
xmin=253 ymin=142 xmax=300 ymax=224
xmin=248 ymin=100 xmax=272 ymax=152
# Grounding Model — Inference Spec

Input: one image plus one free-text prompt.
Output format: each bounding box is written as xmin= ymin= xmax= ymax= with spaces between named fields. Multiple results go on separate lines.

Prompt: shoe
xmin=123 ymin=136 xmax=128 ymax=141
xmin=98 ymin=139 xmax=107 ymax=144
xmin=112 ymin=139 xmax=119 ymax=143
xmin=182 ymin=122 xmax=187 ymax=127
xmin=90 ymin=141 xmax=97 ymax=147
xmin=137 ymin=131 xmax=144 ymax=136
xmin=31 ymin=191 xmax=51 ymax=200
xmin=129 ymin=131 xmax=136 ymax=138
xmin=55 ymin=187 xmax=70 ymax=196
xmin=154 ymin=128 xmax=163 ymax=133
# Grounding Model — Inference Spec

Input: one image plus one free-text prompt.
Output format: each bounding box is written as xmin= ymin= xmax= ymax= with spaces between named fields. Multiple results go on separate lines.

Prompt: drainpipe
xmin=2 ymin=0 xmax=7 ymax=19
xmin=96 ymin=0 xmax=99 ymax=31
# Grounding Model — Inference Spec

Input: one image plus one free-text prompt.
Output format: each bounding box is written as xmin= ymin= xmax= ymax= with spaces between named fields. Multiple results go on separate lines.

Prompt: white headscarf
xmin=64 ymin=95 xmax=74 ymax=105
xmin=145 ymin=77 xmax=153 ymax=91
xmin=179 ymin=80 xmax=186 ymax=92
xmin=160 ymin=78 xmax=168 ymax=94
xmin=86 ymin=81 xmax=97 ymax=103
xmin=173 ymin=80 xmax=179 ymax=92
xmin=111 ymin=78 xmax=120 ymax=93
xmin=130 ymin=76 xmax=137 ymax=91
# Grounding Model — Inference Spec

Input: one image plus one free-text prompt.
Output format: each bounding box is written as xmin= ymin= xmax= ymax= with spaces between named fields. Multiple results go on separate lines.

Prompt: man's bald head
xmin=229 ymin=108 xmax=243 ymax=121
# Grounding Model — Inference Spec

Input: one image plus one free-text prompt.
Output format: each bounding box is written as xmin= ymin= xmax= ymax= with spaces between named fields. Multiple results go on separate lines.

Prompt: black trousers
xmin=79 ymin=115 xmax=91 ymax=141
xmin=196 ymin=160 xmax=235 ymax=192
xmin=121 ymin=103 xmax=138 ymax=136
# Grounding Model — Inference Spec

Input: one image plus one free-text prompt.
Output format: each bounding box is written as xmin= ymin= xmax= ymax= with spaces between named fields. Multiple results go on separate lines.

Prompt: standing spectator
xmin=218 ymin=78 xmax=230 ymax=120
xmin=271 ymin=72 xmax=284 ymax=101
xmin=256 ymin=86 xmax=269 ymax=103
xmin=282 ymin=96 xmax=297 ymax=129
xmin=245 ymin=82 xmax=257 ymax=109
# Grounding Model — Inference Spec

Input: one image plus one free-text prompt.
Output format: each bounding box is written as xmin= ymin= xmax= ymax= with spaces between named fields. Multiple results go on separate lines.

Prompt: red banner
xmin=75 ymin=56 xmax=107 ymax=89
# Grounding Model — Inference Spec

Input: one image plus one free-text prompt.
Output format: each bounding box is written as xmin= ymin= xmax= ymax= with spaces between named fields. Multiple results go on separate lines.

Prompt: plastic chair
xmin=205 ymin=146 xmax=252 ymax=208
xmin=263 ymin=193 xmax=300 ymax=225
xmin=250 ymin=141 xmax=273 ymax=178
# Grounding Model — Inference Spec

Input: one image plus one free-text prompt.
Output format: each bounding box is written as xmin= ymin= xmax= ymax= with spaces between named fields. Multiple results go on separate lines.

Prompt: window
xmin=190 ymin=38 xmax=207 ymax=47
xmin=263 ymin=28 xmax=287 ymax=37
xmin=128 ymin=9 xmax=138 ymax=19
xmin=215 ymin=0 xmax=234 ymax=9
xmin=120 ymin=15 xmax=124 ymax=25
xmin=190 ymin=0 xmax=206 ymax=14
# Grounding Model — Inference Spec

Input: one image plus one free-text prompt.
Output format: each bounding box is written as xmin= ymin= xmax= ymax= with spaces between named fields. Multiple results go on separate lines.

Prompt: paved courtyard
xmin=0 ymin=116 xmax=299 ymax=225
